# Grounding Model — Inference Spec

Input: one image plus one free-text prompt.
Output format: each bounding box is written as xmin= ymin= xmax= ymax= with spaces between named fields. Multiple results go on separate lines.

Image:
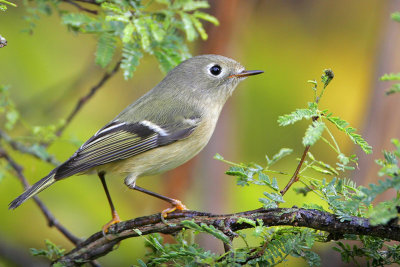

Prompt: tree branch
xmin=0 ymin=130 xmax=59 ymax=166
xmin=61 ymin=0 xmax=98 ymax=14
xmin=0 ymin=148 xmax=80 ymax=245
xmin=55 ymin=208 xmax=400 ymax=266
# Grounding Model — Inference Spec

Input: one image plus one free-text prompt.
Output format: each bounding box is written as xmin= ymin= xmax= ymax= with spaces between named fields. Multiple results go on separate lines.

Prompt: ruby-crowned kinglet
xmin=9 ymin=54 xmax=263 ymax=232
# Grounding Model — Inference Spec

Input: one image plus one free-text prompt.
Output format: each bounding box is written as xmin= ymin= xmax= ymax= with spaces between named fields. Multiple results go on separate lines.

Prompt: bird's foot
xmin=102 ymin=210 xmax=121 ymax=236
xmin=161 ymin=199 xmax=188 ymax=218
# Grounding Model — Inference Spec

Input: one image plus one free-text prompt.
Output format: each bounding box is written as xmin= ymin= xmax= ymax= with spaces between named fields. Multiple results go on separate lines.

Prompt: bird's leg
xmin=129 ymin=184 xmax=188 ymax=217
xmin=99 ymin=172 xmax=121 ymax=234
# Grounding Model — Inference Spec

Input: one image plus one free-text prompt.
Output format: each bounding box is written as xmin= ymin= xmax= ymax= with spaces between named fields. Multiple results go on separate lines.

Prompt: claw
xmin=102 ymin=210 xmax=121 ymax=236
xmin=161 ymin=199 xmax=188 ymax=218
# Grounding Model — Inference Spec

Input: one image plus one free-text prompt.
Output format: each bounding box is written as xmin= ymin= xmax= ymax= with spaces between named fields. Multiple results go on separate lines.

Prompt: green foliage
xmin=303 ymin=120 xmax=325 ymax=146
xmin=0 ymin=85 xmax=20 ymax=130
xmin=325 ymin=115 xmax=372 ymax=154
xmin=391 ymin=12 xmax=400 ymax=23
xmin=334 ymin=237 xmax=400 ymax=266
xmin=57 ymin=0 xmax=218 ymax=78
xmin=181 ymin=220 xmax=231 ymax=244
xmin=30 ymin=239 xmax=65 ymax=262
xmin=215 ymin=151 xmax=284 ymax=209
xmin=279 ymin=70 xmax=372 ymax=154
xmin=379 ymin=13 xmax=400 ymax=94
xmin=277 ymin=108 xmax=318 ymax=126
xmin=0 ymin=0 xmax=17 ymax=12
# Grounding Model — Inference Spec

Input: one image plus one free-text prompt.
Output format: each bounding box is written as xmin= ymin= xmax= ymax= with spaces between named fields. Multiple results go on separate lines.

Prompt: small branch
xmin=0 ymin=149 xmax=80 ymax=245
xmin=71 ymin=0 xmax=100 ymax=5
xmin=280 ymin=116 xmax=319 ymax=196
xmin=55 ymin=208 xmax=400 ymax=266
xmin=280 ymin=145 xmax=310 ymax=195
xmin=55 ymin=61 xmax=121 ymax=138
xmin=0 ymin=130 xmax=59 ymax=166
xmin=61 ymin=0 xmax=98 ymax=14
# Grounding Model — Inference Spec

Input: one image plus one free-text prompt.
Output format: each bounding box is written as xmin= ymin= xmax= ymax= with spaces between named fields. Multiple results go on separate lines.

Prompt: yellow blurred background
xmin=1 ymin=0 xmax=399 ymax=266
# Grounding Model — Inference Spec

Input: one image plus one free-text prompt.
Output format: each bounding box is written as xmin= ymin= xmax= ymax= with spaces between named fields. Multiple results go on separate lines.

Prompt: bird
xmin=9 ymin=54 xmax=263 ymax=233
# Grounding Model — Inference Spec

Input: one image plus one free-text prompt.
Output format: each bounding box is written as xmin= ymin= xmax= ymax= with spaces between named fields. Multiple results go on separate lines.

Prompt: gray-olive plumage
xmin=9 ymin=55 xmax=263 ymax=230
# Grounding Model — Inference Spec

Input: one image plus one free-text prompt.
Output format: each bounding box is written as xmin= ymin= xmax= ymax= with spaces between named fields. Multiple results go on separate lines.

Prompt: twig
xmin=280 ymin=145 xmax=311 ymax=195
xmin=55 ymin=61 xmax=121 ymax=138
xmin=71 ymin=0 xmax=100 ymax=5
xmin=280 ymin=116 xmax=319 ymax=196
xmin=1 ymin=148 xmax=81 ymax=245
xmin=0 ymin=130 xmax=59 ymax=166
xmin=55 ymin=208 xmax=400 ymax=266
xmin=62 ymin=0 xmax=98 ymax=14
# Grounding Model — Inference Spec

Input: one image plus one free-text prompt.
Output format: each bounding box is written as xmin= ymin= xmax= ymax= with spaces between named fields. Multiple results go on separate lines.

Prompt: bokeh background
xmin=1 ymin=0 xmax=400 ymax=266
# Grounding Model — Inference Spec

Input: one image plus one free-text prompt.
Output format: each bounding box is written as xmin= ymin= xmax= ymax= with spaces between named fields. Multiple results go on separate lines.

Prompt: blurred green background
xmin=1 ymin=0 xmax=399 ymax=266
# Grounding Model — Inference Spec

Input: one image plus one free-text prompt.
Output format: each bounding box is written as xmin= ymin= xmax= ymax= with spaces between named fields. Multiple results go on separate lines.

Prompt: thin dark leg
xmin=98 ymin=172 xmax=120 ymax=234
xmin=133 ymin=185 xmax=180 ymax=204
xmin=99 ymin=172 xmax=117 ymax=214
xmin=131 ymin=185 xmax=188 ymax=217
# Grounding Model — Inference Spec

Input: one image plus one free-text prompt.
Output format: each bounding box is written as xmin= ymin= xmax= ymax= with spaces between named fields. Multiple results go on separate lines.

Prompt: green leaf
xmin=122 ymin=22 xmax=135 ymax=43
xmin=259 ymin=197 xmax=278 ymax=209
xmin=121 ymin=43 xmax=143 ymax=80
xmin=278 ymin=109 xmax=318 ymax=126
xmin=180 ymin=12 xmax=197 ymax=41
xmin=95 ymin=32 xmax=116 ymax=68
xmin=386 ymin=83 xmax=400 ymax=95
xmin=182 ymin=1 xmax=209 ymax=11
xmin=182 ymin=220 xmax=230 ymax=244
xmin=190 ymin=16 xmax=207 ymax=40
xmin=380 ymin=73 xmax=400 ymax=81
xmin=326 ymin=116 xmax=372 ymax=154
xmin=263 ymin=192 xmax=285 ymax=203
xmin=214 ymin=153 xmax=224 ymax=160
xmin=266 ymin=148 xmax=293 ymax=167
xmin=237 ymin=217 xmax=256 ymax=227
xmin=193 ymin=11 xmax=219 ymax=25
xmin=133 ymin=18 xmax=150 ymax=51
xmin=149 ymin=22 xmax=166 ymax=42
xmin=30 ymin=239 xmax=65 ymax=261
xmin=137 ymin=259 xmax=147 ymax=267
xmin=5 ymin=109 xmax=19 ymax=130
xmin=101 ymin=2 xmax=122 ymax=14
xmin=62 ymin=13 xmax=96 ymax=28
xmin=367 ymin=199 xmax=400 ymax=225
xmin=303 ymin=120 xmax=325 ymax=146
xmin=391 ymin=12 xmax=400 ymax=22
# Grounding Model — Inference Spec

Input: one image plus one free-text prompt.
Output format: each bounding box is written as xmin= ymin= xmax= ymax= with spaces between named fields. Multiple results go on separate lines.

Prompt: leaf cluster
xmin=378 ymin=12 xmax=400 ymax=95
xmin=60 ymin=0 xmax=218 ymax=78
xmin=30 ymin=239 xmax=65 ymax=263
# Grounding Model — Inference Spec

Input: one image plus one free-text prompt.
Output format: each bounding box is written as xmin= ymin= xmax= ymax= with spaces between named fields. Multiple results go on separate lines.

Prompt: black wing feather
xmin=54 ymin=121 xmax=196 ymax=180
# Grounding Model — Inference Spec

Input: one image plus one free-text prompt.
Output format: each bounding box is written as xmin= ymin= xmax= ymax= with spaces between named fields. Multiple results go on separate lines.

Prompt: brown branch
xmin=280 ymin=145 xmax=310 ymax=195
xmin=0 ymin=130 xmax=59 ymax=166
xmin=62 ymin=0 xmax=98 ymax=14
xmin=280 ymin=116 xmax=319 ymax=196
xmin=0 ymin=148 xmax=80 ymax=245
xmin=71 ymin=0 xmax=100 ymax=5
xmin=55 ymin=208 xmax=400 ymax=266
xmin=55 ymin=61 xmax=121 ymax=138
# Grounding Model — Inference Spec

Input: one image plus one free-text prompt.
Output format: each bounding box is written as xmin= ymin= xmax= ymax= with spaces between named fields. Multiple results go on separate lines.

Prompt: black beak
xmin=229 ymin=70 xmax=264 ymax=78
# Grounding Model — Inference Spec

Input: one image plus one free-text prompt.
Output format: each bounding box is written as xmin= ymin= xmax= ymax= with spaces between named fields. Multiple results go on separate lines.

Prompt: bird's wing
xmin=54 ymin=118 xmax=199 ymax=179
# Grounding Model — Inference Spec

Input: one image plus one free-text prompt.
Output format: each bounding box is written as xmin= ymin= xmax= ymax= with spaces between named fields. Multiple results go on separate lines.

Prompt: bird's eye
xmin=209 ymin=65 xmax=222 ymax=76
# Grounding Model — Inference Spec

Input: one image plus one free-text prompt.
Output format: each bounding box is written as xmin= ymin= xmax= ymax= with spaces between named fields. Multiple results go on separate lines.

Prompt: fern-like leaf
xmin=121 ymin=43 xmax=143 ymax=80
xmin=303 ymin=120 xmax=325 ymax=146
xmin=278 ymin=109 xmax=318 ymax=126
xmin=96 ymin=32 xmax=116 ymax=68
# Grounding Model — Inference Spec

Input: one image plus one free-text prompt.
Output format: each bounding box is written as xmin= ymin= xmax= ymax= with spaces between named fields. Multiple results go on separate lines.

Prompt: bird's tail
xmin=9 ymin=171 xmax=56 ymax=209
